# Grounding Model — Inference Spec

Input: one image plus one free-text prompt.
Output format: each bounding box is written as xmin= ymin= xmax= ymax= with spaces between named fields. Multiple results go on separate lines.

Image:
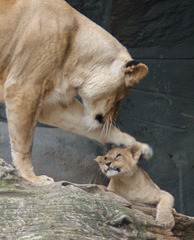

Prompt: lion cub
xmin=95 ymin=145 xmax=175 ymax=229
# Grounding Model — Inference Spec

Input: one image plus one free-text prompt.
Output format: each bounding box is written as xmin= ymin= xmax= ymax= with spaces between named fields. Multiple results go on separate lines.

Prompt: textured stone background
xmin=0 ymin=0 xmax=193 ymax=216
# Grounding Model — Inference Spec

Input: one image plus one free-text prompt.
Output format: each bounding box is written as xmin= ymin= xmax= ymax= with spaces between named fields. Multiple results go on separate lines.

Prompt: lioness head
xmin=95 ymin=145 xmax=142 ymax=178
xmin=80 ymin=60 xmax=148 ymax=130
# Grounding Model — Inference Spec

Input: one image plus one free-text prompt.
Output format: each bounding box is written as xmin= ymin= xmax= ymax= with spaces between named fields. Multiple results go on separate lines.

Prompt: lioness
xmin=0 ymin=0 xmax=152 ymax=184
xmin=95 ymin=146 xmax=175 ymax=229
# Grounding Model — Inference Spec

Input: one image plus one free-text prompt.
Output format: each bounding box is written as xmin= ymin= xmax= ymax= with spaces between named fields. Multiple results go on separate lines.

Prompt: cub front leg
xmin=156 ymin=191 xmax=175 ymax=229
xmin=4 ymin=81 xmax=54 ymax=185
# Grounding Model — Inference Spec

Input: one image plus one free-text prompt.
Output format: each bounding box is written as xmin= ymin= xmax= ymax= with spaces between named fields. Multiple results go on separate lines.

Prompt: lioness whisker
xmin=104 ymin=121 xmax=109 ymax=138
xmin=108 ymin=120 xmax=112 ymax=139
xmin=107 ymin=120 xmax=112 ymax=139
xmin=101 ymin=122 xmax=106 ymax=138
xmin=112 ymin=121 xmax=117 ymax=127
xmin=101 ymin=121 xmax=110 ymax=141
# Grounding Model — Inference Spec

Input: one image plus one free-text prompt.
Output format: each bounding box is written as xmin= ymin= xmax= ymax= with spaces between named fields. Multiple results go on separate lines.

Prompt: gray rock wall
xmin=0 ymin=0 xmax=193 ymax=216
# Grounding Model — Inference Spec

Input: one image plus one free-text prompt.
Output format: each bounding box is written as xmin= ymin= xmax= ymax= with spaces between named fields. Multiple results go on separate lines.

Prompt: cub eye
xmin=104 ymin=157 xmax=107 ymax=160
xmin=115 ymin=154 xmax=121 ymax=158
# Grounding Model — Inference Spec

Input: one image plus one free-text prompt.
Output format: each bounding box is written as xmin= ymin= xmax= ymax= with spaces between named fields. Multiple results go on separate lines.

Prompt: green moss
xmin=0 ymin=179 xmax=14 ymax=189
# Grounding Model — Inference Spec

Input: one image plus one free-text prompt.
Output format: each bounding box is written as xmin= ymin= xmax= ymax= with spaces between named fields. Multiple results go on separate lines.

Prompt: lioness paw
xmin=26 ymin=175 xmax=54 ymax=185
xmin=38 ymin=175 xmax=55 ymax=185
xmin=139 ymin=143 xmax=153 ymax=160
xmin=114 ymin=132 xmax=136 ymax=147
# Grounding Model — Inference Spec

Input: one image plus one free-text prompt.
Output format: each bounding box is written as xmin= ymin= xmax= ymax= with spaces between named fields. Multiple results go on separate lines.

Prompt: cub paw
xmin=156 ymin=216 xmax=175 ymax=230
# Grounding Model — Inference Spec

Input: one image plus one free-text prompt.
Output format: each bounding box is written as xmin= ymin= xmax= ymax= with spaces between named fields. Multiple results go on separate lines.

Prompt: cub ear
xmin=125 ymin=60 xmax=148 ymax=87
xmin=126 ymin=144 xmax=142 ymax=163
xmin=95 ymin=156 xmax=104 ymax=163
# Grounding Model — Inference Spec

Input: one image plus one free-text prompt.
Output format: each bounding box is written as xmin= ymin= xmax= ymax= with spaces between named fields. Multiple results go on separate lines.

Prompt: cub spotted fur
xmin=96 ymin=145 xmax=175 ymax=229
xmin=0 ymin=0 xmax=152 ymax=184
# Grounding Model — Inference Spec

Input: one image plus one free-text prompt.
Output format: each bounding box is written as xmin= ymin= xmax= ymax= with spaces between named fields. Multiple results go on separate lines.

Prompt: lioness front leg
xmin=39 ymin=98 xmax=152 ymax=159
xmin=4 ymin=81 xmax=54 ymax=185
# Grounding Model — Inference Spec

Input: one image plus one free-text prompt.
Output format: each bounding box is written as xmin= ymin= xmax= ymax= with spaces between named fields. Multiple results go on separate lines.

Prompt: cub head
xmin=95 ymin=144 xmax=142 ymax=178
xmin=79 ymin=60 xmax=148 ymax=131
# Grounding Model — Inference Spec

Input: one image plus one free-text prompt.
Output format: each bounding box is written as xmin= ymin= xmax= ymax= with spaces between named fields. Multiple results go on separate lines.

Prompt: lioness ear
xmin=125 ymin=60 xmax=148 ymax=87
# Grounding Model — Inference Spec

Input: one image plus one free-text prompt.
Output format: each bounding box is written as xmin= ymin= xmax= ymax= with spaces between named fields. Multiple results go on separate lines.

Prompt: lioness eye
xmin=104 ymin=157 xmax=107 ymax=160
xmin=115 ymin=154 xmax=121 ymax=158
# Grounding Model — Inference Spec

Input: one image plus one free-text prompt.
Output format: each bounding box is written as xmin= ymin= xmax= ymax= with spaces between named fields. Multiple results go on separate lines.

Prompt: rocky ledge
xmin=0 ymin=158 xmax=193 ymax=240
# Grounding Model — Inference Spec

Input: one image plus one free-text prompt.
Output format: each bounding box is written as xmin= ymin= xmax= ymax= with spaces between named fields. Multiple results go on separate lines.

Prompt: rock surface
xmin=110 ymin=0 xmax=194 ymax=59
xmin=1 ymin=160 xmax=194 ymax=240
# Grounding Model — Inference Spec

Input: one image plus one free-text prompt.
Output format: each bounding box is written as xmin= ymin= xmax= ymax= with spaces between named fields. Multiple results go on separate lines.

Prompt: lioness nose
xmin=95 ymin=114 xmax=103 ymax=123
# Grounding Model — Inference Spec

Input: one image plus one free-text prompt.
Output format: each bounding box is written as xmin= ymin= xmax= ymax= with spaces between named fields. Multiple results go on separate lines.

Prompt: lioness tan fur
xmin=0 ymin=0 xmax=152 ymax=184
xmin=96 ymin=145 xmax=175 ymax=229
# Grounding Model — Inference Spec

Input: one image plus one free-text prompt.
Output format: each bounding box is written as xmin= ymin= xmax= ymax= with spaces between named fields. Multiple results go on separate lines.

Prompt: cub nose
xmin=115 ymin=167 xmax=120 ymax=172
xmin=95 ymin=114 xmax=103 ymax=123
xmin=106 ymin=162 xmax=111 ymax=167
